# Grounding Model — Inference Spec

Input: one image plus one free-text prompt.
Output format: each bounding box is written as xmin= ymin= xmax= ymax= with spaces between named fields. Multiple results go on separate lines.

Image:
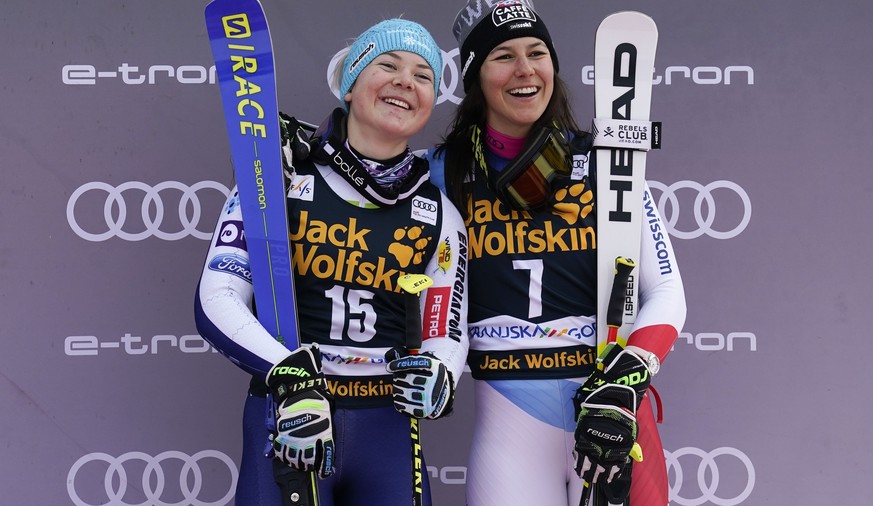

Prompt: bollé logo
xmin=334 ymin=152 xmax=364 ymax=186
xmin=321 ymin=143 xmax=365 ymax=187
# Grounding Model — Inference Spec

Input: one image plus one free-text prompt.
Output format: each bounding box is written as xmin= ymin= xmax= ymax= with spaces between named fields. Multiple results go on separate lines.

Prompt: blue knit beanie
xmin=340 ymin=19 xmax=443 ymax=109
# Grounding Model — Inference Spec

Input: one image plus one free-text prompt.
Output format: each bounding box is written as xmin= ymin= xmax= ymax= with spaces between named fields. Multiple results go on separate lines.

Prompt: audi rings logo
xmin=327 ymin=47 xmax=463 ymax=106
xmin=666 ymin=447 xmax=755 ymax=506
xmin=413 ymin=199 xmax=438 ymax=212
xmin=67 ymin=181 xmax=230 ymax=241
xmin=67 ymin=450 xmax=237 ymax=506
xmin=649 ymin=180 xmax=751 ymax=240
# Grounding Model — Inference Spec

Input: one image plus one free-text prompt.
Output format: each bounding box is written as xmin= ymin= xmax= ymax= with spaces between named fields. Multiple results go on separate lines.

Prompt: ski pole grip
xmin=404 ymin=294 xmax=423 ymax=351
xmin=397 ymin=274 xmax=433 ymax=352
xmin=606 ymin=257 xmax=636 ymax=328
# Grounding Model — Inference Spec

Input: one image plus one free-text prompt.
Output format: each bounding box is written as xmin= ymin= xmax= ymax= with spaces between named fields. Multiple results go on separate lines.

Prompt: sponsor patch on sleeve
xmin=215 ymin=220 xmax=247 ymax=249
xmin=411 ymin=195 xmax=438 ymax=225
xmin=287 ymin=174 xmax=315 ymax=201
xmin=435 ymin=237 xmax=452 ymax=274
xmin=422 ymin=286 xmax=451 ymax=341
xmin=207 ymin=253 xmax=253 ymax=283
xmin=224 ymin=192 xmax=241 ymax=214
xmin=571 ymin=153 xmax=589 ymax=180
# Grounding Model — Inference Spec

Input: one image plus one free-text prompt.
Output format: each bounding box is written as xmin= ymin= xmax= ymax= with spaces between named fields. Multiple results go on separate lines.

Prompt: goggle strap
xmin=310 ymin=109 xmax=429 ymax=206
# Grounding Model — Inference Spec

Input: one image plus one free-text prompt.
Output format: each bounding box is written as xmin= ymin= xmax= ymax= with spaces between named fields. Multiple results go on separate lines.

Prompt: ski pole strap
xmin=404 ymin=294 xmax=423 ymax=352
xmin=649 ymin=384 xmax=664 ymax=424
xmin=397 ymin=273 xmax=432 ymax=351
xmin=581 ymin=474 xmax=632 ymax=506
xmin=279 ymin=112 xmax=317 ymax=176
xmin=591 ymin=118 xmax=661 ymax=151
xmin=272 ymin=459 xmax=320 ymax=506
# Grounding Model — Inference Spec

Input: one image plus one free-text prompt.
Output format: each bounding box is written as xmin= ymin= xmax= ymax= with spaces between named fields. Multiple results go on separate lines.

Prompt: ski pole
xmin=581 ymin=257 xmax=639 ymax=506
xmin=605 ymin=256 xmax=636 ymax=345
xmin=396 ymin=274 xmax=433 ymax=506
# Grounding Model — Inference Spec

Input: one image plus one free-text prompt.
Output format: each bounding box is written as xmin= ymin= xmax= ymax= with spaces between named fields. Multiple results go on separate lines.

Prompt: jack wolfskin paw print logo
xmin=389 ymin=225 xmax=431 ymax=268
xmin=551 ymin=182 xmax=593 ymax=225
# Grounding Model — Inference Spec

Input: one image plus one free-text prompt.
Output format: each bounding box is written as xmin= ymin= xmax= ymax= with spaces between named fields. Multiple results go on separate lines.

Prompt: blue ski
xmin=206 ymin=1 xmax=320 ymax=504
xmin=205 ymin=0 xmax=299 ymax=350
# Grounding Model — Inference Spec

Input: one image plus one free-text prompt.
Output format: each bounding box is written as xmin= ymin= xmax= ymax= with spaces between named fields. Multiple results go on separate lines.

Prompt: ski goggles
xmin=476 ymin=125 xmax=572 ymax=211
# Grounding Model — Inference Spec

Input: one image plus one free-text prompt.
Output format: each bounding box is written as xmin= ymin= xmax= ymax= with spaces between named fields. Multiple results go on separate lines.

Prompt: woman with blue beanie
xmin=196 ymin=18 xmax=468 ymax=506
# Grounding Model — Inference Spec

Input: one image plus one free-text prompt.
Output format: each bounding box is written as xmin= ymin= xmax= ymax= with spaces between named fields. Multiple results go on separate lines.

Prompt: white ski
xmin=587 ymin=11 xmax=659 ymax=506
xmin=594 ymin=11 xmax=659 ymax=354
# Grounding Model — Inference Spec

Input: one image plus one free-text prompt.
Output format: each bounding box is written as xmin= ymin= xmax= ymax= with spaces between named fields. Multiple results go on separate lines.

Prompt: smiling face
xmin=344 ymin=51 xmax=436 ymax=159
xmin=479 ymin=37 xmax=554 ymax=138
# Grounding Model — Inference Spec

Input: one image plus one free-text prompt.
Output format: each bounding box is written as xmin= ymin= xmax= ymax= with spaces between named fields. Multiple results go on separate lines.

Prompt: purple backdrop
xmin=2 ymin=0 xmax=871 ymax=504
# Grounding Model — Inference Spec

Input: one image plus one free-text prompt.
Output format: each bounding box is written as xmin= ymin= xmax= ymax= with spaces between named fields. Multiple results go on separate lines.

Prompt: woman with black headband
xmin=428 ymin=1 xmax=686 ymax=505
xmin=196 ymin=19 xmax=468 ymax=506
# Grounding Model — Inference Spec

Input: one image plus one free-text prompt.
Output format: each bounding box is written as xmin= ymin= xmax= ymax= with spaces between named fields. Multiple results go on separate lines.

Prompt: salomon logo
xmin=221 ymin=13 xmax=251 ymax=38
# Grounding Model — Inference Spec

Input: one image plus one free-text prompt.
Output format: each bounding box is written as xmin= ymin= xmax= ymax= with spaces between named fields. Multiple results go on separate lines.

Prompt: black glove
xmin=279 ymin=112 xmax=312 ymax=172
xmin=266 ymin=345 xmax=334 ymax=478
xmin=572 ymin=343 xmax=652 ymax=485
xmin=386 ymin=349 xmax=455 ymax=419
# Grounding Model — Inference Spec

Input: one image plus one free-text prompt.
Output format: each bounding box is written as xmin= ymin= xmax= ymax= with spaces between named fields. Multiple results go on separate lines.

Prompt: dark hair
xmin=435 ymin=74 xmax=581 ymax=219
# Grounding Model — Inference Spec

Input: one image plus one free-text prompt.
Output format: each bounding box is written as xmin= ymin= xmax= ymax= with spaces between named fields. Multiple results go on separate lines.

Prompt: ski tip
xmin=598 ymin=10 xmax=657 ymax=32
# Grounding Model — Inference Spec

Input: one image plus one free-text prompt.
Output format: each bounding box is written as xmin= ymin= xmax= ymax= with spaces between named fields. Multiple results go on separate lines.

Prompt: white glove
xmin=266 ymin=346 xmax=335 ymax=478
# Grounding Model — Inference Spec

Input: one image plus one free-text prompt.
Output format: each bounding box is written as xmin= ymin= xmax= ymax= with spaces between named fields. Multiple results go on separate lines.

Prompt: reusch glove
xmin=572 ymin=343 xmax=652 ymax=486
xmin=266 ymin=345 xmax=335 ymax=478
xmin=386 ymin=349 xmax=454 ymax=419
